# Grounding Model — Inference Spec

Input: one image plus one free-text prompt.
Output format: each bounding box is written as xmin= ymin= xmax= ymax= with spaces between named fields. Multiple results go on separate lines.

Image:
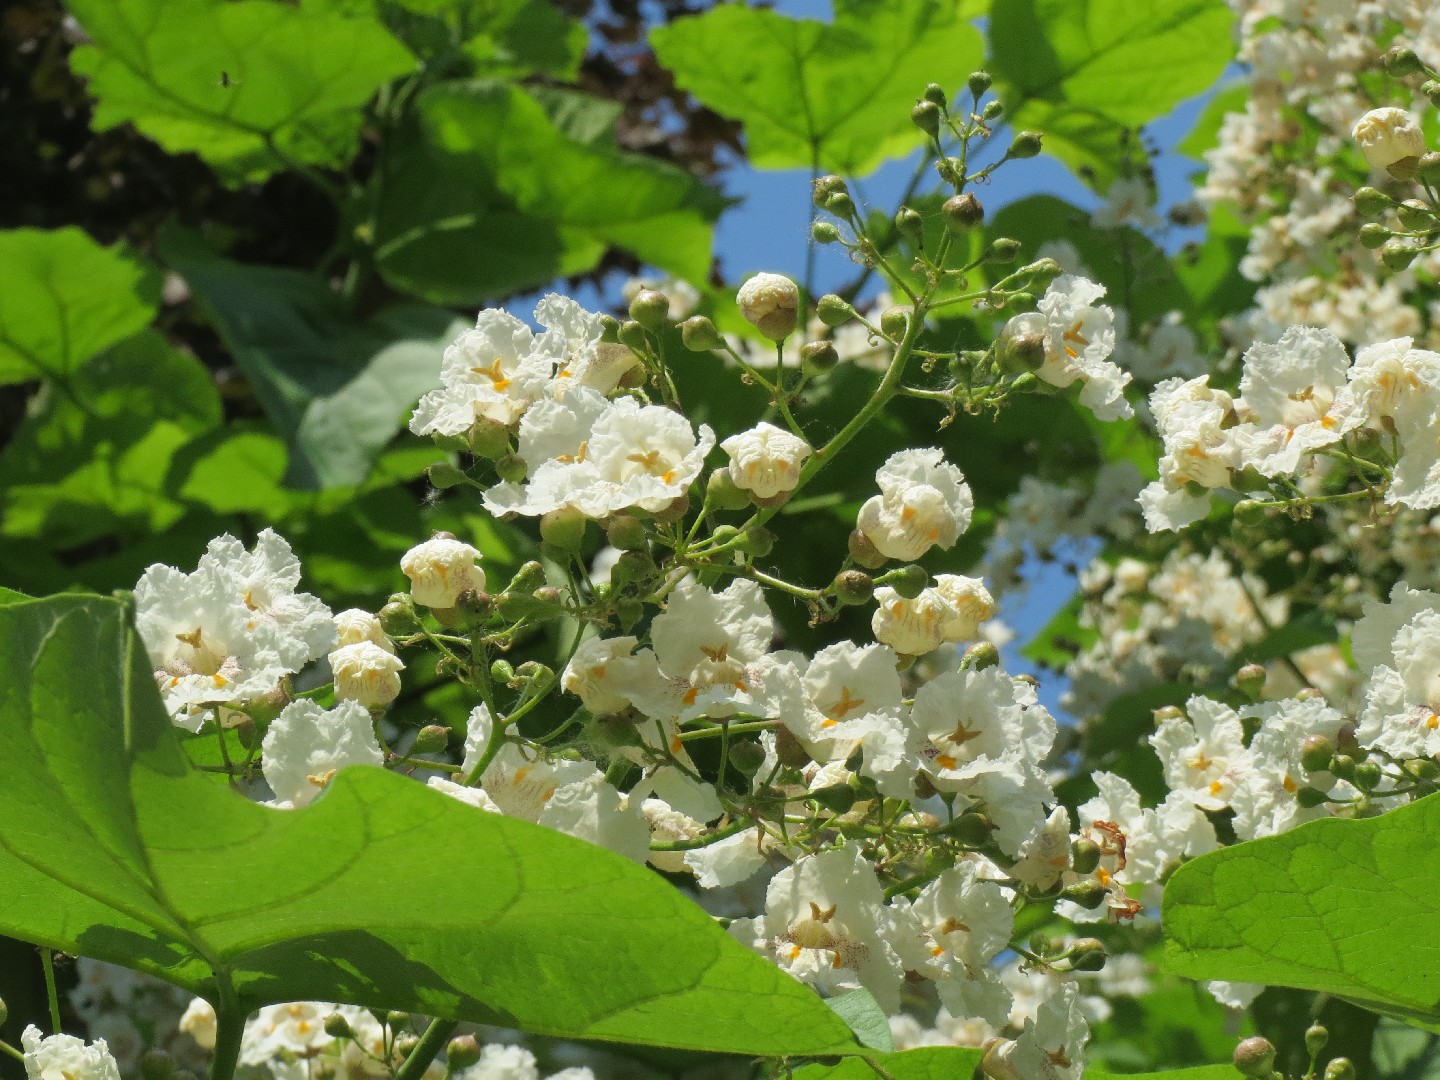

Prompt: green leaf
xmin=990 ymin=0 xmax=1235 ymax=185
xmin=0 ymin=227 xmax=160 ymax=387
xmin=826 ymin=989 xmax=894 ymax=1052
xmin=372 ymin=82 xmax=719 ymax=306
xmin=462 ymin=0 xmax=588 ymax=79
xmin=0 ymin=330 xmax=221 ymax=547
xmin=67 ymin=0 xmax=414 ymax=184
xmin=159 ymin=223 xmax=463 ymax=489
xmin=651 ymin=0 xmax=983 ymax=176
xmin=173 ymin=430 xmax=293 ymax=518
xmin=0 ymin=593 xmax=860 ymax=1055
xmin=1163 ymin=793 xmax=1440 ymax=1026
xmin=793 ymin=1047 xmax=1234 ymax=1080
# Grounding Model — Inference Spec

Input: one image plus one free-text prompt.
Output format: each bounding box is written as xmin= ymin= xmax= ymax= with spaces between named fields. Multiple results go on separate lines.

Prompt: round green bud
xmin=0 ymin=994 xmax=7 ymax=1027
xmin=728 ymin=738 xmax=767 ymax=776
xmin=1069 ymin=938 xmax=1107 ymax=972
xmin=811 ymin=783 xmax=857 ymax=814
xmin=610 ymin=550 xmax=658 ymax=592
xmin=379 ymin=595 xmax=420 ymax=636
xmin=811 ymin=220 xmax=843 ymax=245
xmin=825 ymin=190 xmax=856 ymax=218
xmin=446 ymin=1036 xmax=482 ymax=1071
xmin=605 ymin=513 xmax=649 ymax=551
xmin=1397 ymin=198 xmax=1436 ymax=231
xmin=1295 ymin=786 xmax=1331 ymax=809
xmin=1233 ymin=499 xmax=1269 ymax=526
xmin=833 ymin=569 xmax=875 ymax=606
xmin=532 ymin=586 xmax=563 ymax=608
xmin=817 ymin=293 xmax=856 ymax=327
xmin=1418 ymin=150 xmax=1440 ymax=184
xmin=1235 ymin=662 xmax=1267 ymax=701
xmin=1071 ymin=837 xmax=1102 ymax=875
xmin=540 ymin=506 xmax=588 ymax=554
xmin=1328 ymin=752 xmax=1356 ymax=781
xmin=1353 ymin=760 xmax=1383 ymax=791
xmin=886 ymin=564 xmax=929 ymax=600
xmin=598 ymin=314 xmax=621 ymax=343
xmin=912 ymin=100 xmax=942 ymax=138
xmin=1353 ymin=186 xmax=1393 ymax=216
xmin=1358 ymin=222 xmax=1392 ymax=250
xmin=465 ymin=417 xmax=511 ymax=460
xmin=1233 ymin=1037 xmax=1278 ymax=1080
xmin=985 ymin=237 xmax=1022 ymax=264
xmin=138 ymin=1053 xmax=174 ymax=1080
xmin=736 ymin=526 xmax=775 ymax=558
xmin=1304 ymin=1024 xmax=1329 ymax=1057
xmin=617 ymin=319 xmax=649 ymax=350
xmin=942 ymin=191 xmax=985 ymax=233
xmin=1003 ymin=331 xmax=1047 ymax=372
xmin=1009 ymin=130 xmax=1044 ymax=158
xmin=1404 ymin=756 xmax=1440 ymax=782
xmin=413 ymin=724 xmax=450 ymax=755
xmin=628 ymin=288 xmax=671 ymax=330
xmin=923 ymin=82 xmax=947 ymax=108
xmin=1023 ymin=257 xmax=1064 ymax=288
xmin=508 ymin=561 xmax=547 ymax=594
xmin=944 ymin=811 xmax=995 ymax=846
xmin=679 ymin=315 xmax=724 ymax=352
xmin=1063 ymin=880 xmax=1110 ymax=910
xmin=323 ymin=1013 xmax=354 ymax=1040
xmin=1301 ymin=734 xmax=1334 ymax=773
xmin=895 ymin=205 xmax=924 ymax=244
xmin=425 ymin=462 xmax=467 ymax=490
xmin=848 ymin=528 xmax=887 ymax=569
xmin=963 ymin=640 xmax=1000 ymax=670
xmin=982 ymin=99 xmax=1004 ymax=120
xmin=386 ymin=1011 xmax=412 ymax=1031
xmin=1003 ymin=291 xmax=1036 ymax=310
xmin=495 ymin=453 xmax=528 ymax=485
xmin=1426 ymin=80 xmax=1440 ymax=105
xmin=800 ymin=339 xmax=840 ymax=375
xmin=967 ymin=70 xmax=992 ymax=98
xmin=1382 ymin=238 xmax=1420 ymax=270
xmin=393 ymin=1034 xmax=421 ymax=1058
xmin=1384 ymin=43 xmax=1424 ymax=77
xmin=706 ymin=468 xmax=752 ymax=511
xmin=880 ymin=306 xmax=909 ymax=339
xmin=1324 ymin=1059 xmax=1355 ymax=1080
xmin=812 ymin=174 xmax=848 ymax=208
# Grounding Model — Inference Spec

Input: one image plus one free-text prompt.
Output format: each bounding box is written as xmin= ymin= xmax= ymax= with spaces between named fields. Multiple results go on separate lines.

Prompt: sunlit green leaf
xmin=652 ymin=0 xmax=983 ymax=176
xmin=0 ymin=593 xmax=861 ymax=1055
xmin=67 ymin=0 xmax=415 ymax=183
xmin=0 ymin=227 xmax=160 ymax=387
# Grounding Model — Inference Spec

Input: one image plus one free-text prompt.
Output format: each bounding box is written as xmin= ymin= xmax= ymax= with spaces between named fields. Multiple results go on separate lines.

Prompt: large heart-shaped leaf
xmin=651 ymin=0 xmax=983 ymax=177
xmin=1164 ymin=795 xmax=1440 ymax=1028
xmin=67 ymin=0 xmax=415 ymax=184
xmin=0 ymin=227 xmax=160 ymax=387
xmin=0 ymin=593 xmax=859 ymax=1055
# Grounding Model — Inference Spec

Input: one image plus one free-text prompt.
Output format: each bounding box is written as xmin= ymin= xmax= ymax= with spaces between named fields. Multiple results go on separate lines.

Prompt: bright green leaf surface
xmin=159 ymin=224 xmax=462 ymax=489
xmin=825 ymin=989 xmax=893 ymax=1053
xmin=373 ymin=82 xmax=719 ymax=305
xmin=0 ymin=228 xmax=160 ymax=386
xmin=67 ymin=0 xmax=414 ymax=183
xmin=651 ymin=0 xmax=983 ymax=176
xmin=0 ymin=330 xmax=220 ymax=548
xmin=1164 ymin=794 xmax=1440 ymax=1025
xmin=990 ymin=0 xmax=1234 ymax=184
xmin=0 ymin=594 xmax=860 ymax=1055
xmin=793 ymin=1046 xmax=1234 ymax=1080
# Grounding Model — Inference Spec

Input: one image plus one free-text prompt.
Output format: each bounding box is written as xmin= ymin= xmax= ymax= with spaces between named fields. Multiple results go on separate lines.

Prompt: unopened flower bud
xmin=886 ymin=564 xmax=929 ymax=600
xmin=967 ymin=70 xmax=992 ymax=98
xmin=912 ymin=100 xmax=942 ymax=138
xmin=963 ymin=639 xmax=1000 ymax=670
xmin=540 ymin=505 xmax=588 ymax=554
xmin=679 ymin=315 xmax=724 ymax=352
xmin=323 ymin=1013 xmax=354 ymax=1040
xmin=1353 ymin=186 xmax=1392 ymax=216
xmin=1324 ymin=1059 xmax=1355 ymax=1080
xmin=1301 ymin=735 xmax=1334 ymax=773
xmin=1404 ymin=757 xmax=1440 ymax=781
xmin=1070 ymin=836 xmax=1102 ymax=875
xmin=495 ymin=453 xmax=528 ymax=484
xmin=330 ymin=641 xmax=404 ymax=708
xmin=1328 ymin=753 xmax=1356 ymax=781
xmin=825 ymin=190 xmax=856 ymax=217
xmin=1427 ymin=82 xmax=1440 ymax=109
xmin=379 ymin=595 xmax=419 ymax=636
xmin=393 ymin=1034 xmax=421 ymax=1058
xmin=880 ymin=306 xmax=909 ymax=338
xmin=1353 ymin=760 xmax=1383 ymax=790
xmin=0 ymin=995 xmax=7 ymax=1027
xmin=402 ymin=537 xmax=485 ymax=608
xmin=817 ymin=293 xmax=855 ymax=327
xmin=1397 ymin=198 xmax=1435 ymax=231
xmin=895 ymin=205 xmax=924 ymax=245
xmin=1353 ymin=107 xmax=1425 ymax=172
xmin=812 ymin=174 xmax=848 ymax=208
xmin=1382 ymin=238 xmax=1420 ymax=270
xmin=728 ymin=738 xmax=767 ymax=776
xmin=508 ymin=561 xmax=547 ymax=595
xmin=464 ymin=417 xmax=510 ymax=459
xmin=628 ymin=288 xmax=670 ymax=330
xmin=800 ymin=339 xmax=840 ymax=375
xmin=1233 ymin=1037 xmax=1278 ymax=1079
xmin=617 ymin=319 xmax=649 ymax=350
xmin=848 ymin=527 xmax=888 ymax=569
xmin=1009 ymin=130 xmax=1043 ymax=158
xmin=1295 ymin=785 xmax=1331 ymax=809
xmin=491 ymin=658 xmax=515 ymax=683
xmin=982 ymin=99 xmax=1004 ymax=120
xmin=515 ymin=660 xmax=556 ymax=693
xmin=446 ymin=1036 xmax=482 ymax=1071
xmin=426 ymin=462 xmax=467 ymax=489
xmin=1384 ymin=44 xmax=1424 ymax=77
xmin=810 ymin=783 xmax=857 ymax=814
xmin=598 ymin=314 xmax=621 ymax=342
xmin=1064 ymin=880 xmax=1110 ymax=910
xmin=605 ymin=513 xmax=649 ymax=551
xmin=1419 ymin=150 xmax=1440 ymax=183
xmin=922 ymin=82 xmax=947 ymax=108
xmin=386 ymin=1011 xmax=412 ymax=1031
xmin=736 ymin=526 xmax=775 ymax=557
xmin=1069 ymin=937 xmax=1106 ymax=971
xmin=1003 ymin=331 xmax=1047 ymax=371
xmin=811 ymin=220 xmax=843 ymax=245
xmin=1358 ymin=222 xmax=1392 ymax=250
xmin=737 ymin=272 xmax=800 ymax=341
xmin=609 ymin=550 xmax=657 ymax=592
xmin=943 ymin=192 xmax=984 ymax=233
xmin=1304 ymin=1023 xmax=1328 ymax=1057
xmin=1235 ymin=663 xmax=1267 ymax=701
xmin=413 ymin=724 xmax=450 ymax=755
xmin=1233 ymin=499 xmax=1268 ymax=526
xmin=985 ymin=237 xmax=1022 ymax=264
xmin=943 ymin=810 xmax=995 ymax=846
xmin=833 ymin=569 xmax=874 ymax=606
xmin=1023 ymin=257 xmax=1064 ymax=288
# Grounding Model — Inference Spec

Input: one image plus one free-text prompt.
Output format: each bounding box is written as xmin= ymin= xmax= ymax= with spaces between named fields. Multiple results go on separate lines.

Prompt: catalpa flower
xmin=410 ymin=307 xmax=555 ymax=436
xmin=857 ymin=448 xmax=973 ymax=561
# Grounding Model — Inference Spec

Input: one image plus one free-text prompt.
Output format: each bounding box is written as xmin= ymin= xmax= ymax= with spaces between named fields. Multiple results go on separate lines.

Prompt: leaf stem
xmin=209 ymin=977 xmax=247 ymax=1080
xmin=395 ymin=1019 xmax=457 ymax=1080
xmin=40 ymin=948 xmax=61 ymax=1033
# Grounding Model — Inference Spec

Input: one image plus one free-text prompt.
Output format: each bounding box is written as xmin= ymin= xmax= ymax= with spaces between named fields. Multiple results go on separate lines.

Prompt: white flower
xmin=561 ymin=635 xmax=648 ymax=715
xmin=872 ymin=586 xmax=953 ymax=656
xmin=1138 ymin=376 xmax=1240 ymax=532
xmin=913 ymin=668 xmax=1056 ymax=790
xmin=334 ymin=608 xmax=394 ymax=653
xmin=1352 ymin=107 xmax=1424 ymax=171
xmin=1090 ymin=176 xmax=1162 ymax=231
xmin=1231 ymin=697 xmax=1351 ymax=840
xmin=857 ymin=448 xmax=973 ymax=561
xmin=1150 ymin=696 xmax=1250 ymax=811
xmin=685 ymin=825 xmax=774 ymax=887
xmin=401 ymin=537 xmax=486 ymax=608
xmin=22 ymin=1027 xmax=122 ymax=1080
xmin=737 ymin=272 xmax=799 ymax=340
xmin=239 ymin=1003 xmax=379 ymax=1067
xmin=179 ymin=998 xmax=218 ymax=1051
xmin=261 ymin=699 xmax=385 ymax=808
xmin=410 ymin=307 xmax=554 ymax=436
xmin=577 ymin=398 xmax=714 ymax=514
xmin=932 ymin=574 xmax=996 ymax=642
xmin=1008 ymin=275 xmax=1131 ymax=420
xmin=1231 ymin=326 xmax=1357 ymax=476
xmin=720 ymin=422 xmax=812 ymax=499
xmin=329 ymin=641 xmax=404 ymax=708
xmin=455 ymin=1044 xmax=539 ymax=1080
xmin=1341 ymin=337 xmax=1440 ymax=430
xmin=981 ymin=982 xmax=1089 ymax=1080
